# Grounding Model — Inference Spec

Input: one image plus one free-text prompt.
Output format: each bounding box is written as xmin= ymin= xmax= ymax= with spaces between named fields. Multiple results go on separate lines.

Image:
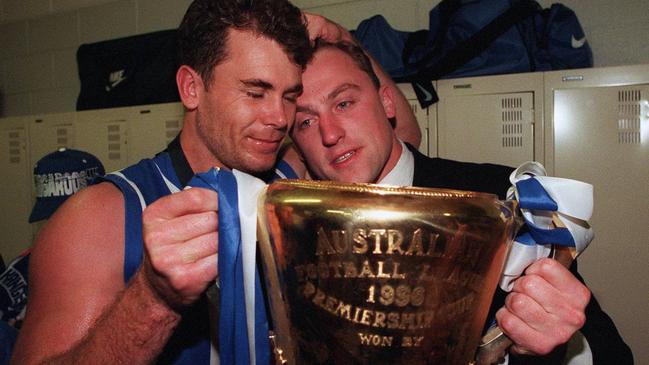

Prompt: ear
xmin=379 ymin=85 xmax=396 ymax=119
xmin=176 ymin=65 xmax=202 ymax=110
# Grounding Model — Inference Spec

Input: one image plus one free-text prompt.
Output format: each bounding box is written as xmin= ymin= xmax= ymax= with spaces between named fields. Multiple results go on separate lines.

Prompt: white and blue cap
xmin=29 ymin=148 xmax=105 ymax=223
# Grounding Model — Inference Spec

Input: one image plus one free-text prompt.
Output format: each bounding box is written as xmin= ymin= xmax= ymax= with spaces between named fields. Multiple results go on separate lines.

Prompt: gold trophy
xmin=257 ymin=180 xmax=521 ymax=365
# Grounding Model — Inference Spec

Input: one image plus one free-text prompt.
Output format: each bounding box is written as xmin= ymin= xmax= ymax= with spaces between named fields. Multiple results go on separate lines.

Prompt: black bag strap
xmin=425 ymin=0 xmax=539 ymax=80
xmin=402 ymin=0 xmax=463 ymax=72
xmin=410 ymin=0 xmax=540 ymax=108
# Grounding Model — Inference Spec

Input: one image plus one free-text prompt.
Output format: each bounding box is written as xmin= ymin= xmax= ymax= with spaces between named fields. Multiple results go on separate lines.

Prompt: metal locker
xmin=75 ymin=107 xmax=131 ymax=173
xmin=436 ymin=72 xmax=545 ymax=167
xmin=0 ymin=117 xmax=33 ymax=261
xmin=27 ymin=112 xmax=77 ymax=171
xmin=544 ymin=64 xmax=649 ymax=363
xmin=127 ymin=102 xmax=184 ymax=164
xmin=26 ymin=112 xmax=77 ymax=240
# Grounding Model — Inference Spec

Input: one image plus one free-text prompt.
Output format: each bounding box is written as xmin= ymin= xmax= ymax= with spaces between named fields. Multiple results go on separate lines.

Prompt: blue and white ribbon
xmin=188 ymin=168 xmax=269 ymax=365
xmin=499 ymin=161 xmax=594 ymax=291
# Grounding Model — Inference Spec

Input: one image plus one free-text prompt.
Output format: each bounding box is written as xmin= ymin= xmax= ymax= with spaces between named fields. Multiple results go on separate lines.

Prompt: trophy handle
xmin=475 ymin=326 xmax=510 ymax=365
xmin=475 ymin=212 xmax=577 ymax=365
xmin=269 ymin=331 xmax=288 ymax=365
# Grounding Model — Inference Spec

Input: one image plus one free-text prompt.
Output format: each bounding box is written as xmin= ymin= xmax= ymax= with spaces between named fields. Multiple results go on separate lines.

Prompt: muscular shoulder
xmin=30 ymin=182 xmax=125 ymax=283
xmin=37 ymin=182 xmax=123 ymax=245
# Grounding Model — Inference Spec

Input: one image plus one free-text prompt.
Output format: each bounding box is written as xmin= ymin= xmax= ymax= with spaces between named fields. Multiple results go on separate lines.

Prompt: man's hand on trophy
xmin=496 ymin=258 xmax=591 ymax=356
xmin=141 ymin=188 xmax=220 ymax=310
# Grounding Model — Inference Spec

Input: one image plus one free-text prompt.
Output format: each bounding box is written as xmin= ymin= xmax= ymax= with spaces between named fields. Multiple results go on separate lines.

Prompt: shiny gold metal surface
xmin=257 ymin=180 xmax=520 ymax=365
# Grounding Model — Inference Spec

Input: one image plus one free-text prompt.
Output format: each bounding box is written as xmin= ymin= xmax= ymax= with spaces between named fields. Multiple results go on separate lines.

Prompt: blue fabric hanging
xmin=188 ymin=168 xmax=270 ymax=365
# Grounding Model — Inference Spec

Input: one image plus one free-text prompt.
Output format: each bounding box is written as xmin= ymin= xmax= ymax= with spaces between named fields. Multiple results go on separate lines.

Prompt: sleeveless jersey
xmin=98 ymin=152 xmax=212 ymax=365
xmin=96 ymin=141 xmax=299 ymax=365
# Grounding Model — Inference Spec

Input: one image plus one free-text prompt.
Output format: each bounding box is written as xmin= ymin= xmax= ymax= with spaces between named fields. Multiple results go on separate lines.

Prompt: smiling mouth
xmin=333 ymin=150 xmax=355 ymax=164
xmin=249 ymin=136 xmax=283 ymax=152
xmin=253 ymin=137 xmax=281 ymax=144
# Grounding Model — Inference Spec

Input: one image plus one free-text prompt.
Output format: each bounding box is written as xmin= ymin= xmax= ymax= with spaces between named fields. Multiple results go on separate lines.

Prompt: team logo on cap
xmin=34 ymin=167 xmax=102 ymax=198
xmin=29 ymin=148 xmax=106 ymax=222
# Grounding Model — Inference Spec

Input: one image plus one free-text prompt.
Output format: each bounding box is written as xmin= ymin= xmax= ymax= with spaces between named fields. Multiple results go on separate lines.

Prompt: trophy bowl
xmin=257 ymin=180 xmax=519 ymax=365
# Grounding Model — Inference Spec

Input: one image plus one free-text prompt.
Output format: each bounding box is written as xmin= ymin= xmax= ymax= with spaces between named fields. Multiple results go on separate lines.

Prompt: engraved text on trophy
xmin=292 ymin=223 xmax=489 ymax=353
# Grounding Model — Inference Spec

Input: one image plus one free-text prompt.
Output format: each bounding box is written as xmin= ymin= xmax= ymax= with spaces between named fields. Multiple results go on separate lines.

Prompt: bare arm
xmin=11 ymin=183 xmax=219 ymax=365
xmin=369 ymin=56 xmax=422 ymax=148
xmin=11 ymin=183 xmax=173 ymax=364
xmin=303 ymin=12 xmax=422 ymax=148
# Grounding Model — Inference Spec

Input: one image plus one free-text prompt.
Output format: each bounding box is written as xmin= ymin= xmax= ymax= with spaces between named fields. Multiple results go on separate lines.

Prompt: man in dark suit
xmin=288 ymin=38 xmax=633 ymax=364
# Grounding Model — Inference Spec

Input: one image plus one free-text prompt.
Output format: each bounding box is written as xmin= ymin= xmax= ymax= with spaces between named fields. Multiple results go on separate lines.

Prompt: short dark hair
xmin=177 ymin=0 xmax=312 ymax=88
xmin=312 ymin=38 xmax=381 ymax=89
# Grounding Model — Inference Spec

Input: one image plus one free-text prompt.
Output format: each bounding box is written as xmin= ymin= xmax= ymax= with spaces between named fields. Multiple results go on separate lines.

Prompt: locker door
xmin=438 ymin=91 xmax=534 ymax=167
xmin=437 ymin=72 xmax=544 ymax=167
xmin=397 ymin=83 xmax=436 ymax=157
xmin=76 ymin=109 xmax=129 ymax=173
xmin=552 ymin=83 xmax=649 ymax=361
xmin=127 ymin=102 xmax=184 ymax=164
xmin=0 ymin=117 xmax=33 ymax=261
xmin=27 ymin=113 xmax=77 ymax=240
xmin=28 ymin=113 xmax=76 ymax=169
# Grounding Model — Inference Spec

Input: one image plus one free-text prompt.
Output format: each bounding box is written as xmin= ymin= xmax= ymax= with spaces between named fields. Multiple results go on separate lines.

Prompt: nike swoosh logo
xmin=414 ymin=83 xmax=433 ymax=102
xmin=571 ymin=35 xmax=587 ymax=49
xmin=105 ymin=77 xmax=126 ymax=92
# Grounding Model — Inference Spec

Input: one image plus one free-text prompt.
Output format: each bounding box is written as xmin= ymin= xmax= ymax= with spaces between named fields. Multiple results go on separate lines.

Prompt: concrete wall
xmin=0 ymin=0 xmax=648 ymax=117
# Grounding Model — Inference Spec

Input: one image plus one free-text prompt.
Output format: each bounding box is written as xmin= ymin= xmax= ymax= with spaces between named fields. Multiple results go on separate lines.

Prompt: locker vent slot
xmin=165 ymin=119 xmax=181 ymax=144
xmin=107 ymin=124 xmax=122 ymax=160
xmin=56 ymin=127 xmax=69 ymax=147
xmin=8 ymin=131 xmax=23 ymax=164
xmin=617 ymin=89 xmax=642 ymax=144
xmin=409 ymin=101 xmax=419 ymax=115
xmin=501 ymin=97 xmax=524 ymax=148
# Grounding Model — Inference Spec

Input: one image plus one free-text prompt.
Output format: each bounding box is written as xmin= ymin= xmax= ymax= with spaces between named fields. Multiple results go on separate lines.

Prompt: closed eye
xmin=284 ymin=93 xmax=299 ymax=103
xmin=247 ymin=91 xmax=264 ymax=99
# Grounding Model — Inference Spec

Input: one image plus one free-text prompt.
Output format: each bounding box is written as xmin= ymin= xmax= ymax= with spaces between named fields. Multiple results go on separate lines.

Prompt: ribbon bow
xmin=499 ymin=161 xmax=594 ymax=291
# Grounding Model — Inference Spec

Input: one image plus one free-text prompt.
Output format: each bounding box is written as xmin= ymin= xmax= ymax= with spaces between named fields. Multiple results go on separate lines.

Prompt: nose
xmin=319 ymin=114 xmax=344 ymax=147
xmin=263 ymin=96 xmax=291 ymax=130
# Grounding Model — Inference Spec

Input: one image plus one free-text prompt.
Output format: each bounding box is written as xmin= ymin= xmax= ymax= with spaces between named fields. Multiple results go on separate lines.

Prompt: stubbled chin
xmin=327 ymin=170 xmax=366 ymax=184
xmin=239 ymin=154 xmax=277 ymax=173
